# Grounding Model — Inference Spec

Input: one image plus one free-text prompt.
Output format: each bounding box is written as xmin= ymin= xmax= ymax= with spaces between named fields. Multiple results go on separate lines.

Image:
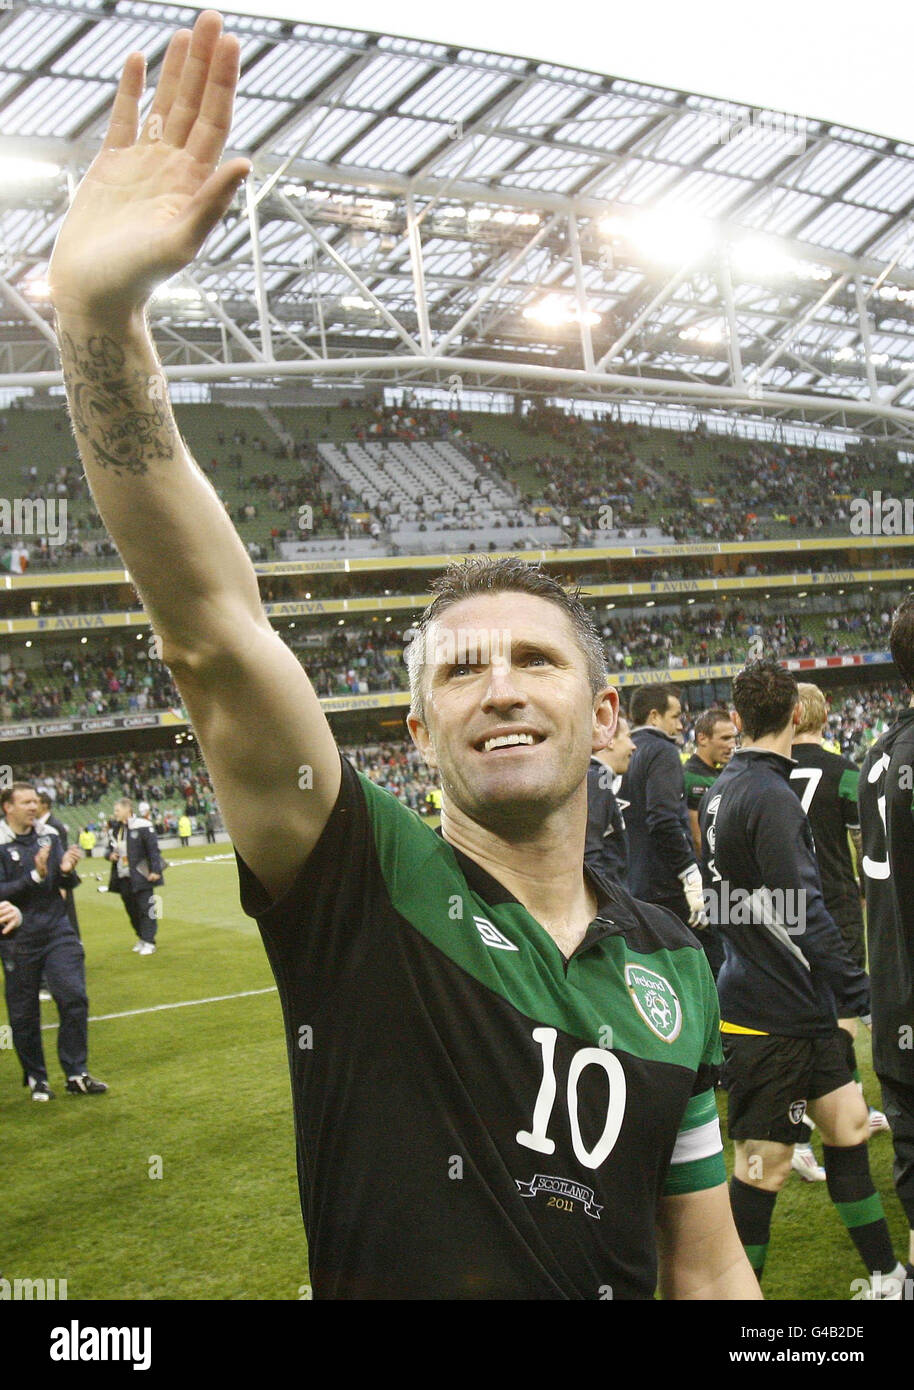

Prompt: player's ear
xmin=407 ymin=712 xmax=437 ymax=769
xmin=592 ymin=684 xmax=618 ymax=753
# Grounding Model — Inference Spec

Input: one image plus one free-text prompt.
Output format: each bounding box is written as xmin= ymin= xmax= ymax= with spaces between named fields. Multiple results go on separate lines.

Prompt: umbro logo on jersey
xmin=474 ymin=915 xmax=518 ymax=951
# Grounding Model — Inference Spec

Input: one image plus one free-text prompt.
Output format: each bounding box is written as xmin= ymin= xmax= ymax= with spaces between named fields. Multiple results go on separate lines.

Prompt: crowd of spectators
xmin=27 ymin=748 xmax=215 ymax=819
xmin=291 ymin=628 xmax=406 ymax=698
xmin=0 ymin=599 xmax=901 ymax=728
xmin=655 ymin=439 xmax=890 ymax=544
xmin=27 ymin=741 xmax=437 ymax=826
xmin=345 ymin=740 xmax=439 ymax=813
xmin=1 ymin=644 xmax=179 ymax=723
xmin=672 ymin=681 xmax=904 ymax=765
xmin=491 ymin=404 xmax=906 ymax=546
xmin=600 ymin=603 xmax=897 ymax=671
xmin=200 ymin=426 xmax=359 ymax=557
xmin=1 ymin=541 xmax=905 ymax=625
xmin=823 ymin=683 xmax=905 ymax=761
xmin=18 ymin=677 xmax=906 ymax=846
xmin=0 ymin=629 xmax=414 ymax=722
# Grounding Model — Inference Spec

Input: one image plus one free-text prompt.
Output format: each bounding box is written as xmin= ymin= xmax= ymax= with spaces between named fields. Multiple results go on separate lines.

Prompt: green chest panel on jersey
xmin=359 ymin=772 xmax=719 ymax=1074
xmin=683 ymin=758 xmax=717 ymax=811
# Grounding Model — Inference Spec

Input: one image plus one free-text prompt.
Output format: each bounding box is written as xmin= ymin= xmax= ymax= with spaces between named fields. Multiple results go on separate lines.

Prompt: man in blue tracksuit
xmin=37 ymin=789 xmax=81 ymax=937
xmin=700 ymin=659 xmax=903 ymax=1295
xmin=585 ymin=713 xmax=635 ymax=886
xmin=107 ymin=798 xmax=164 ymax=956
xmin=619 ymin=683 xmax=706 ymax=929
xmin=0 ymin=781 xmax=107 ymax=1101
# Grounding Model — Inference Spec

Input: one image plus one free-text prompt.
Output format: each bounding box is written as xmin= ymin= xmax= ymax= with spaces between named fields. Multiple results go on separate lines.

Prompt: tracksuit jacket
xmin=699 ymin=747 xmax=870 ymax=1037
xmin=620 ymin=726 xmax=694 ymax=904
xmin=0 ymin=821 xmax=79 ymax=937
xmin=107 ymin=817 xmax=165 ymax=894
xmin=585 ymin=757 xmax=628 ymax=885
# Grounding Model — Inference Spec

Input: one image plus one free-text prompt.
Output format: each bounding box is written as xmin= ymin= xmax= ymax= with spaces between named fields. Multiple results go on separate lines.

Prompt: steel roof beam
xmin=9 ymin=352 xmax=913 ymax=425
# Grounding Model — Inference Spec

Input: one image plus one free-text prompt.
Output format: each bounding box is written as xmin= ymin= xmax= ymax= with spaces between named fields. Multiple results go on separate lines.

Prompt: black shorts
xmin=880 ymin=1077 xmax=914 ymax=1227
xmin=722 ymin=1029 xmax=855 ymax=1144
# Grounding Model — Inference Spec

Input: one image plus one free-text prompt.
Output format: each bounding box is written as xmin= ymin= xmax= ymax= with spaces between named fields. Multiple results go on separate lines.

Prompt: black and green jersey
xmin=236 ymin=754 xmax=724 ymax=1301
xmin=789 ymin=743 xmax=861 ymax=923
xmin=683 ymin=753 xmax=719 ymax=815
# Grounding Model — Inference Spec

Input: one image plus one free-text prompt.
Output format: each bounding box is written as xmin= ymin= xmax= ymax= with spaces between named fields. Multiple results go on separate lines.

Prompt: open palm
xmin=49 ymin=10 xmax=250 ymax=320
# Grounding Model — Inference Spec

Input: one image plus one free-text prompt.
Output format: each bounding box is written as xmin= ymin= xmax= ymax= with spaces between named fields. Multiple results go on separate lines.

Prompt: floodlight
xmin=0 ymin=157 xmax=61 ymax=185
xmin=150 ymin=282 xmax=203 ymax=305
xmin=522 ymin=294 xmax=600 ymax=326
xmin=601 ymin=208 xmax=717 ymax=267
xmin=679 ymin=321 xmax=725 ymax=345
xmin=731 ymin=237 xmax=831 ymax=284
xmin=730 ymin=238 xmax=795 ymax=281
xmin=22 ymin=274 xmax=50 ymax=300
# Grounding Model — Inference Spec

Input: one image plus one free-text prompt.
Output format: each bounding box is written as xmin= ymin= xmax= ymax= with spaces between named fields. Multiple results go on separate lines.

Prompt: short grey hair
xmin=405 ymin=554 xmax=607 ymax=723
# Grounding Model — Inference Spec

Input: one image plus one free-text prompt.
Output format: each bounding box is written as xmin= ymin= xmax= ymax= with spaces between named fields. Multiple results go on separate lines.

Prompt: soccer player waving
xmin=47 ymin=9 xmax=758 ymax=1299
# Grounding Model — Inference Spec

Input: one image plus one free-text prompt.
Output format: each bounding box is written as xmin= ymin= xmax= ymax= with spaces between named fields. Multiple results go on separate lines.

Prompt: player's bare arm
xmin=656 ymin=1185 xmax=762 ymax=1299
xmin=48 ymin=11 xmax=340 ymax=901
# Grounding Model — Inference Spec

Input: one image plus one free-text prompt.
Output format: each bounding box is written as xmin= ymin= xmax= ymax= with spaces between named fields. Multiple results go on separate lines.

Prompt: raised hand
xmin=48 ymin=9 xmax=250 ymax=323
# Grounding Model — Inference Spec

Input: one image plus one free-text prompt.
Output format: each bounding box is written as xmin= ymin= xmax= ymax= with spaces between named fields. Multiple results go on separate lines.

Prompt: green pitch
xmin=2 ymin=846 xmax=308 ymax=1301
xmin=1 ymin=845 xmax=908 ymax=1301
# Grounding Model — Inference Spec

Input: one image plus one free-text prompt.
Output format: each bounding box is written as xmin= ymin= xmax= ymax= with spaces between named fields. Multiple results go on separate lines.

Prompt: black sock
xmin=822 ymin=1143 xmax=896 ymax=1276
xmin=730 ymin=1176 xmax=777 ymax=1281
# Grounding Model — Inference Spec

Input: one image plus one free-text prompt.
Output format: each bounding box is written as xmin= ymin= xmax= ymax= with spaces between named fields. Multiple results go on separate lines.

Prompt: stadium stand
xmin=5 ymin=400 xmax=913 ymax=570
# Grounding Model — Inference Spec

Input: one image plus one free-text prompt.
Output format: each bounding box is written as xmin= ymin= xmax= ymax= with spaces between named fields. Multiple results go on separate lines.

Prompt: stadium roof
xmin=5 ymin=0 xmax=914 ymax=439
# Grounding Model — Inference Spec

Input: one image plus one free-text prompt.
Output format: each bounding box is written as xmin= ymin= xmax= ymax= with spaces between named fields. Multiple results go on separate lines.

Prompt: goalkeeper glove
xmin=678 ymin=864 xmax=708 ymax=929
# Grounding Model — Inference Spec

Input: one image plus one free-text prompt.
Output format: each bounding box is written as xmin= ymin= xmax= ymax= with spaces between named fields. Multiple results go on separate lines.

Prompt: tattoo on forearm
xmin=57 ymin=328 xmax=179 ymax=475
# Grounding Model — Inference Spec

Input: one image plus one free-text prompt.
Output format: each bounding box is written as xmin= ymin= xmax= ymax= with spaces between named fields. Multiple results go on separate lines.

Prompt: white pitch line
xmin=40 ymin=986 xmax=277 ymax=1031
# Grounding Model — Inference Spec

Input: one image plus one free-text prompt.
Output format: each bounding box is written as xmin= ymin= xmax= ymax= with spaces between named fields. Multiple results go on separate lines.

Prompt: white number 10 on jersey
xmin=516 ymin=1027 xmax=627 ymax=1170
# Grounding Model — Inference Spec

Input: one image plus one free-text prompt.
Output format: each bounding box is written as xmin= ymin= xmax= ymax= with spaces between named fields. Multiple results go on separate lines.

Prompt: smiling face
xmin=407 ymin=591 xmax=617 ymax=833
